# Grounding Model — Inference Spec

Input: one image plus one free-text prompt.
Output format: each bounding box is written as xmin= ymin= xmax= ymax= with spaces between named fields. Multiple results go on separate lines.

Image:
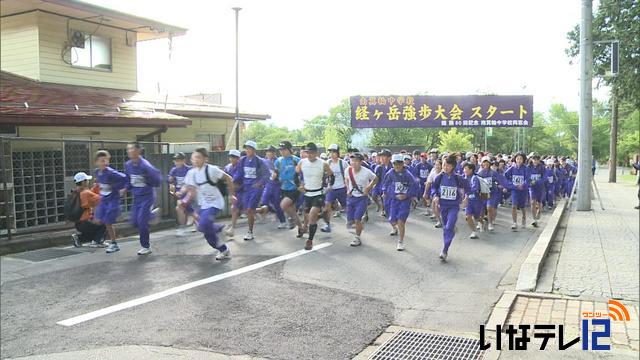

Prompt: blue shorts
xmin=511 ymin=190 xmax=528 ymax=209
xmin=389 ymin=198 xmax=411 ymax=223
xmin=372 ymin=187 xmax=383 ymax=197
xmin=347 ymin=196 xmax=368 ymax=222
xmin=95 ymin=199 xmax=120 ymax=225
xmin=529 ymin=188 xmax=544 ymax=202
xmin=326 ymin=187 xmax=347 ymax=206
xmin=465 ymin=200 xmax=483 ymax=218
xmin=242 ymin=187 xmax=262 ymax=210
xmin=488 ymin=193 xmax=501 ymax=208
xmin=232 ymin=190 xmax=244 ymax=210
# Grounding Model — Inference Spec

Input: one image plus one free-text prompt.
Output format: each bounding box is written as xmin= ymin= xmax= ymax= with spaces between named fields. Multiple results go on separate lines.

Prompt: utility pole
xmin=577 ymin=0 xmax=593 ymax=211
xmin=232 ymin=7 xmax=242 ymax=150
xmin=609 ymin=85 xmax=618 ymax=182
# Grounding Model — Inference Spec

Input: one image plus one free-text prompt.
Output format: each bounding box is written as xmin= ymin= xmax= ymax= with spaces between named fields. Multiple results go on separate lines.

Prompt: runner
xmin=296 ymin=142 xmax=333 ymax=250
xmin=462 ymin=162 xmax=484 ymax=239
xmin=223 ymin=149 xmax=242 ymax=239
xmin=504 ymin=152 xmax=530 ymax=230
xmin=123 ymin=143 xmax=162 ymax=255
xmin=344 ymin=153 xmax=378 ymax=246
xmin=373 ymin=149 xmax=392 ymax=217
xmin=544 ymin=158 xmax=557 ymax=210
xmin=432 ymin=154 xmax=469 ymax=261
xmin=413 ymin=152 xmax=433 ymax=215
xmin=322 ymin=144 xmax=348 ymax=233
xmin=168 ymin=152 xmax=194 ymax=236
xmin=232 ymin=140 xmax=269 ymax=241
xmin=93 ymin=150 xmax=127 ymax=252
xmin=527 ymin=153 xmax=544 ymax=227
xmin=424 ymin=158 xmax=443 ymax=227
xmin=274 ymin=141 xmax=302 ymax=230
xmin=382 ymin=154 xmax=419 ymax=251
xmin=256 ymin=145 xmax=288 ymax=229
xmin=182 ymin=148 xmax=235 ymax=261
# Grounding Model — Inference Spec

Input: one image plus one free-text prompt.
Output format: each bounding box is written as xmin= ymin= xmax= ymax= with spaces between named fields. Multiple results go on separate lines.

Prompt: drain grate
xmin=369 ymin=330 xmax=484 ymax=360
xmin=8 ymin=248 xmax=82 ymax=262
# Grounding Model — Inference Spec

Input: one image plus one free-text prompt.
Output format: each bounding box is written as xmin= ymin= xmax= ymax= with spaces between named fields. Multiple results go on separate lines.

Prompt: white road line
xmin=57 ymin=242 xmax=332 ymax=326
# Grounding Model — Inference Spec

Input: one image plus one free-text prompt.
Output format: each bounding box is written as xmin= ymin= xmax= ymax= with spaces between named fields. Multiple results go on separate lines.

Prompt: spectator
xmin=71 ymin=172 xmax=107 ymax=247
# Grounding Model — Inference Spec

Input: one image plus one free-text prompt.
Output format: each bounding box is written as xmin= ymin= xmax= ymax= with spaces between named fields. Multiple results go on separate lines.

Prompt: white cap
xmin=73 ymin=172 xmax=92 ymax=183
xmin=320 ymin=152 xmax=328 ymax=159
xmin=328 ymin=144 xmax=339 ymax=151
xmin=371 ymin=152 xmax=378 ymax=157
xmin=481 ymin=156 xmax=491 ymax=163
xmin=229 ymin=149 xmax=241 ymax=157
xmin=466 ymin=152 xmax=474 ymax=159
xmin=545 ymin=159 xmax=554 ymax=165
xmin=243 ymin=140 xmax=257 ymax=150
xmin=404 ymin=154 xmax=412 ymax=161
xmin=392 ymin=154 xmax=404 ymax=163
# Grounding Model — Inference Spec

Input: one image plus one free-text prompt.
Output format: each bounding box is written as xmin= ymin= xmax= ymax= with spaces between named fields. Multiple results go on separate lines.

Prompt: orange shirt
xmin=79 ymin=188 xmax=101 ymax=222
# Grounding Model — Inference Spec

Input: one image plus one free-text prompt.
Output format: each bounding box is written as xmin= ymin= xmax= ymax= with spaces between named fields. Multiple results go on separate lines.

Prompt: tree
xmin=371 ymin=128 xmax=440 ymax=148
xmin=438 ymin=128 xmax=473 ymax=153
xmin=242 ymin=122 xmax=304 ymax=149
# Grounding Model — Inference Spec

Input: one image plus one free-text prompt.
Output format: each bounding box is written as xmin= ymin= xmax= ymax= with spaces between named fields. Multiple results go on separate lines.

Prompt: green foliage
xmin=241 ymin=122 xmax=304 ymax=149
xmin=437 ymin=128 xmax=473 ymax=153
xmin=371 ymin=128 xmax=439 ymax=149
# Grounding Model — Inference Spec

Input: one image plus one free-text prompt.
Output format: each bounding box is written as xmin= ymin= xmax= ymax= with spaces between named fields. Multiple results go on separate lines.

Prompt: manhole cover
xmin=9 ymin=248 xmax=82 ymax=262
xmin=369 ymin=330 xmax=485 ymax=360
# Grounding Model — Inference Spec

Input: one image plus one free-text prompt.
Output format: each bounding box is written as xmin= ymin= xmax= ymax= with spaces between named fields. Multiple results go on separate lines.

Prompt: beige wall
xmin=37 ymin=11 xmax=138 ymax=91
xmin=0 ymin=12 xmax=40 ymax=79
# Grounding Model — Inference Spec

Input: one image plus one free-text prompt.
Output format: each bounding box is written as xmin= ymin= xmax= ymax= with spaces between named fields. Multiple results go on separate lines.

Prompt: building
xmin=0 ymin=0 xmax=268 ymax=235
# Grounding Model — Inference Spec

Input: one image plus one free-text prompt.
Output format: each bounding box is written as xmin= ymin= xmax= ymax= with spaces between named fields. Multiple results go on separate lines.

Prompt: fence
xmin=0 ymin=137 xmax=238 ymax=241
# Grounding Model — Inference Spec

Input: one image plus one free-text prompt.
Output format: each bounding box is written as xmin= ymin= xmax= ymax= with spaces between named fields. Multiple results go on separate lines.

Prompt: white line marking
xmin=57 ymin=242 xmax=332 ymax=326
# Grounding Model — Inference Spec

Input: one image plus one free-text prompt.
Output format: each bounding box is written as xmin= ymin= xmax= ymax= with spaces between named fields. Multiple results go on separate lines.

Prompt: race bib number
xmin=440 ymin=186 xmax=457 ymax=200
xmin=420 ymin=169 xmax=429 ymax=179
xmin=480 ymin=177 xmax=492 ymax=192
xmin=269 ymin=169 xmax=275 ymax=178
xmin=547 ymin=176 xmax=554 ymax=184
xmin=130 ymin=174 xmax=146 ymax=188
xmin=99 ymin=183 xmax=112 ymax=196
xmin=531 ymin=174 xmax=541 ymax=182
xmin=175 ymin=176 xmax=185 ymax=187
xmin=244 ymin=166 xmax=257 ymax=179
xmin=512 ymin=175 xmax=524 ymax=186
xmin=395 ymin=181 xmax=408 ymax=194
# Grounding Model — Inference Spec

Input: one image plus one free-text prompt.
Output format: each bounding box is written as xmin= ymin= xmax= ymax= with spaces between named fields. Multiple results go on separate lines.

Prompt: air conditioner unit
xmin=70 ymin=30 xmax=85 ymax=48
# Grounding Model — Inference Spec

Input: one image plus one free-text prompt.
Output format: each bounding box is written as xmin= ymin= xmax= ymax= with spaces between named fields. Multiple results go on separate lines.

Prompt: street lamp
xmin=232 ymin=7 xmax=242 ymax=150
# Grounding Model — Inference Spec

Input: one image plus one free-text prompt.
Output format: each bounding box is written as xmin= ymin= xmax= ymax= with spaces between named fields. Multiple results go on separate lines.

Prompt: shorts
xmin=177 ymin=192 xmax=194 ymax=214
xmin=488 ymin=193 xmax=501 ymax=208
xmin=304 ymin=194 xmax=325 ymax=213
xmin=465 ymin=200 xmax=483 ymax=219
xmin=242 ymin=187 xmax=262 ymax=210
xmin=94 ymin=200 xmax=120 ymax=225
xmin=281 ymin=189 xmax=300 ymax=202
xmin=347 ymin=196 xmax=368 ymax=222
xmin=326 ymin=187 xmax=347 ymax=206
xmin=529 ymin=188 xmax=544 ymax=202
xmin=388 ymin=198 xmax=410 ymax=223
xmin=372 ymin=187 xmax=383 ymax=197
xmin=232 ymin=190 xmax=244 ymax=210
xmin=511 ymin=190 xmax=528 ymax=209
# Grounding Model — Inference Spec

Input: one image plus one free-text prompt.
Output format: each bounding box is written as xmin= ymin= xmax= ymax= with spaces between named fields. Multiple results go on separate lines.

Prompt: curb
xmin=515 ymin=199 xmax=568 ymax=292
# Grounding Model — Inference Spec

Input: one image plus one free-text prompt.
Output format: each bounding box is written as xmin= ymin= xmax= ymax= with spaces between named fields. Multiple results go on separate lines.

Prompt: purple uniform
xmin=169 ymin=165 xmax=193 ymax=213
xmin=125 ymin=157 xmax=162 ymax=249
xmin=544 ymin=167 xmax=557 ymax=207
xmin=412 ymin=161 xmax=433 ymax=195
xmin=528 ymin=163 xmax=545 ymax=202
xmin=382 ymin=167 xmax=419 ymax=223
xmin=463 ymin=173 xmax=483 ymax=219
xmin=233 ymin=155 xmax=269 ymax=210
xmin=94 ymin=166 xmax=127 ymax=225
xmin=376 ymin=163 xmax=393 ymax=214
xmin=260 ymin=158 xmax=285 ymax=223
xmin=504 ymin=164 xmax=529 ymax=208
xmin=224 ymin=163 xmax=243 ymax=210
xmin=433 ymin=172 xmax=469 ymax=254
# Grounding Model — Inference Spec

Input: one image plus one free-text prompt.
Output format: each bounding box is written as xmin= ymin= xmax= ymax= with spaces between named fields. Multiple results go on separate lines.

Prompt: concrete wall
xmin=0 ymin=12 xmax=40 ymax=80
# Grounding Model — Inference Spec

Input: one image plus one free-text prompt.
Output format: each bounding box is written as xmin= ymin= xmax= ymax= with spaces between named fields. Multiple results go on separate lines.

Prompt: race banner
xmin=350 ymin=95 xmax=533 ymax=128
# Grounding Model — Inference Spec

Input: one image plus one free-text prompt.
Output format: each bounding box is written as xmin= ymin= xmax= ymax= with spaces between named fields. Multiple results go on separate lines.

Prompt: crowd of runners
xmin=70 ymin=141 xmax=580 ymax=262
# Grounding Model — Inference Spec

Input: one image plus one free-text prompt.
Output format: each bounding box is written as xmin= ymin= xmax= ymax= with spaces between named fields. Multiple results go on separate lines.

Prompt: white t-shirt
xmin=300 ymin=158 xmax=326 ymax=197
xmin=344 ymin=166 xmax=377 ymax=197
xmin=427 ymin=168 xmax=441 ymax=183
xmin=328 ymin=158 xmax=348 ymax=189
xmin=184 ymin=165 xmax=225 ymax=210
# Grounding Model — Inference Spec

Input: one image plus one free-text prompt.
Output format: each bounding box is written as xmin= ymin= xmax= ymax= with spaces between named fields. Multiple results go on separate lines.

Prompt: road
xmin=1 ymin=204 xmax=548 ymax=359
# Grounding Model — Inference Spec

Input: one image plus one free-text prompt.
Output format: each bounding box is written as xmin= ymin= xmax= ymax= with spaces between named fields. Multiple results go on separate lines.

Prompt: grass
xmin=618 ymin=173 xmax=638 ymax=184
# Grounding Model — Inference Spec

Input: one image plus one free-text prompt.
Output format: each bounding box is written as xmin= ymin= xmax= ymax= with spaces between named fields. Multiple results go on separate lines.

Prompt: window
xmin=195 ymin=134 xmax=226 ymax=151
xmin=71 ymin=32 xmax=112 ymax=71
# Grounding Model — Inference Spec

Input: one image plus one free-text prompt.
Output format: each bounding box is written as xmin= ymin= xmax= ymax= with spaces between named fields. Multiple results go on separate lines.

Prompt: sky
xmin=86 ymin=0 xmax=608 ymax=129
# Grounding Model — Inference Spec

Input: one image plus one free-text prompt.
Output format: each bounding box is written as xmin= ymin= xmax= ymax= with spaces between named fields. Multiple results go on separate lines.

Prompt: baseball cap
xmin=466 ymin=152 xmax=474 ymax=159
xmin=350 ymin=152 xmax=365 ymax=161
xmin=404 ymin=154 xmax=412 ymax=161
xmin=173 ymin=152 xmax=186 ymax=160
xmin=320 ymin=152 xmax=328 ymax=160
xmin=481 ymin=156 xmax=491 ymax=163
xmin=266 ymin=145 xmax=277 ymax=152
xmin=229 ymin=149 xmax=241 ymax=158
xmin=328 ymin=144 xmax=339 ymax=152
xmin=244 ymin=140 xmax=257 ymax=150
xmin=73 ymin=172 xmax=92 ymax=183
xmin=379 ymin=149 xmax=392 ymax=157
xmin=371 ymin=152 xmax=378 ymax=157
xmin=420 ymin=152 xmax=428 ymax=158
xmin=279 ymin=141 xmax=292 ymax=150
xmin=429 ymin=148 xmax=438 ymax=154
xmin=545 ymin=159 xmax=554 ymax=165
xmin=392 ymin=154 xmax=404 ymax=163
xmin=306 ymin=142 xmax=318 ymax=152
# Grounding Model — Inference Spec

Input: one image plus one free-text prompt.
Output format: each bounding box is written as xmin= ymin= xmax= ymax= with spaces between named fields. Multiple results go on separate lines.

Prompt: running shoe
xmin=277 ymin=222 xmax=288 ymax=229
xmin=90 ymin=240 xmax=106 ymax=248
xmin=350 ymin=235 xmax=362 ymax=247
xmin=72 ymin=234 xmax=81 ymax=248
xmin=224 ymin=226 xmax=235 ymax=238
xmin=320 ymin=224 xmax=332 ymax=233
xmin=439 ymin=251 xmax=448 ymax=261
xmin=215 ymin=249 xmax=231 ymax=260
xmin=389 ymin=227 xmax=399 ymax=236
xmin=488 ymin=223 xmax=495 ymax=232
xmin=105 ymin=242 xmax=119 ymax=253
xmin=175 ymin=227 xmax=189 ymax=237
xmin=470 ymin=231 xmax=479 ymax=239
xmin=243 ymin=231 xmax=254 ymax=241
xmin=511 ymin=222 xmax=517 ymax=230
xmin=396 ymin=241 xmax=405 ymax=251
xmin=304 ymin=240 xmax=313 ymax=250
xmin=434 ymin=222 xmax=443 ymax=228
xmin=531 ymin=220 xmax=538 ymax=227
xmin=137 ymin=247 xmax=151 ymax=255
xmin=521 ymin=220 xmax=526 ymax=229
